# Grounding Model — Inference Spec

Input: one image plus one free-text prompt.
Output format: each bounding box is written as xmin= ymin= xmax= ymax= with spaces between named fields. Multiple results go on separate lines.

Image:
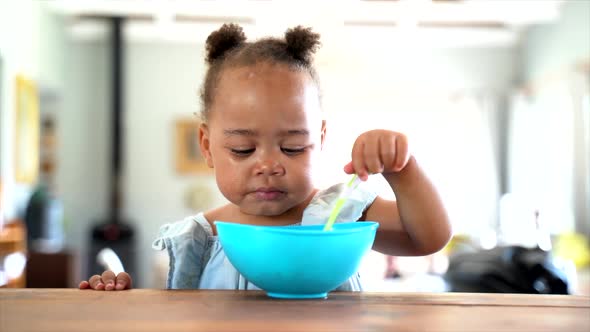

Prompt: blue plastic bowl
xmin=215 ymin=221 xmax=379 ymax=299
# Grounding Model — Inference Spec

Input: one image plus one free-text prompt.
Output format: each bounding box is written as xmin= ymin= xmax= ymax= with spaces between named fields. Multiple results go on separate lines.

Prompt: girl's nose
xmin=255 ymin=158 xmax=286 ymax=176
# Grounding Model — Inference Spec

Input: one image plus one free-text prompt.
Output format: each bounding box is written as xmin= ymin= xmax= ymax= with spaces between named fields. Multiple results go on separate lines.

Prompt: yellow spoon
xmin=323 ymin=174 xmax=362 ymax=231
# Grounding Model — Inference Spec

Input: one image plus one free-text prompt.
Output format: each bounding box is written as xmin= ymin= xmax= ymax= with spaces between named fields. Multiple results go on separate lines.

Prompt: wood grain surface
xmin=1 ymin=289 xmax=589 ymax=332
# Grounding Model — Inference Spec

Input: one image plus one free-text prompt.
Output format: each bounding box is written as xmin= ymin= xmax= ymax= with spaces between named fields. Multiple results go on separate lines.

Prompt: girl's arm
xmin=364 ymin=156 xmax=452 ymax=256
xmin=345 ymin=129 xmax=452 ymax=257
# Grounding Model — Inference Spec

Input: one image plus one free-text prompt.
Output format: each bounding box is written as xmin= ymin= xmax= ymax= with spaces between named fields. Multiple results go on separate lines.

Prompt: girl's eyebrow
xmin=224 ymin=129 xmax=257 ymax=136
xmin=223 ymin=129 xmax=309 ymax=137
xmin=279 ymin=129 xmax=309 ymax=136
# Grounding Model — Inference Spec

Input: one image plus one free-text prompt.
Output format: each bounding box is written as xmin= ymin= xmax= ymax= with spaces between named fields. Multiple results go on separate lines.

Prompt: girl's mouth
xmin=254 ymin=188 xmax=285 ymax=201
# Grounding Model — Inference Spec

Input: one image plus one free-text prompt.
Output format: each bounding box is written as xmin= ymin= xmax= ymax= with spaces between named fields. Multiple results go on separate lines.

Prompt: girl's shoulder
xmin=152 ymin=213 xmax=214 ymax=251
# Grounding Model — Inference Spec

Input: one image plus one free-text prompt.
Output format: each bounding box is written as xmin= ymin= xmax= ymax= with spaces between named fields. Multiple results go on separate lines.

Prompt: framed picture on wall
xmin=14 ymin=75 xmax=40 ymax=184
xmin=175 ymin=119 xmax=210 ymax=174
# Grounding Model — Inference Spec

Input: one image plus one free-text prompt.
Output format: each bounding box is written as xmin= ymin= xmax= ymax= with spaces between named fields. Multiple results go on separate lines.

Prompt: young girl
xmin=79 ymin=24 xmax=451 ymax=291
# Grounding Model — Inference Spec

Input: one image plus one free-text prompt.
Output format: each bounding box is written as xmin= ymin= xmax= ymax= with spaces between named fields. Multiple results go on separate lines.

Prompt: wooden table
xmin=1 ymin=289 xmax=589 ymax=332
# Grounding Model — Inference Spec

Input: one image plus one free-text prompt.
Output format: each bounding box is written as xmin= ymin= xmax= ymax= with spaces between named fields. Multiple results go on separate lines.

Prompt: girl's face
xmin=200 ymin=63 xmax=326 ymax=217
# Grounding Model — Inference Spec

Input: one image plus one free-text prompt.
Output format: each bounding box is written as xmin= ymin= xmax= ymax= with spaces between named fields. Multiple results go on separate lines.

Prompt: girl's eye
xmin=281 ymin=147 xmax=306 ymax=155
xmin=231 ymin=148 xmax=255 ymax=156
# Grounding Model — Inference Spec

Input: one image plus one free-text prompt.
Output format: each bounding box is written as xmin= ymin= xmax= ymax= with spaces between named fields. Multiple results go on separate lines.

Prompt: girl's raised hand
xmin=343 ymin=129 xmax=411 ymax=181
xmin=79 ymin=270 xmax=132 ymax=291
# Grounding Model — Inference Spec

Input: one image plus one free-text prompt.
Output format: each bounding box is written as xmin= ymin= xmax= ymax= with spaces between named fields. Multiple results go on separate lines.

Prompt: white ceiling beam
xmin=56 ymin=0 xmax=561 ymax=48
xmin=49 ymin=0 xmax=563 ymax=26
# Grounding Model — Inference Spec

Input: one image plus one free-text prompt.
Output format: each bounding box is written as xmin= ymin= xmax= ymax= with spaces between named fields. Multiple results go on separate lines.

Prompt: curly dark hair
xmin=199 ymin=23 xmax=322 ymax=122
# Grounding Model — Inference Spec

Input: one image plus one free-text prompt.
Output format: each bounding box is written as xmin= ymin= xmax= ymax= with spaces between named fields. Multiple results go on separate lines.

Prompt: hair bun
xmin=285 ymin=26 xmax=321 ymax=64
xmin=205 ymin=23 xmax=247 ymax=63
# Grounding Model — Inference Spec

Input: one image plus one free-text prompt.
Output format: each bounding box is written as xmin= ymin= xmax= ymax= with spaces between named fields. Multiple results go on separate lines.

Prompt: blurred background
xmin=0 ymin=0 xmax=589 ymax=294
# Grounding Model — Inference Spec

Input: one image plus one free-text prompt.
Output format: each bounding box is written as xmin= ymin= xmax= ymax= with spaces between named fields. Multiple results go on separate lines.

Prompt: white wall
xmin=520 ymin=0 xmax=590 ymax=82
xmin=320 ymin=47 xmax=516 ymax=119
xmin=58 ymin=39 xmax=111 ymax=285
xmin=0 ymin=1 xmax=66 ymax=223
xmin=0 ymin=1 xmax=41 ymax=222
xmin=516 ymin=0 xmax=590 ymax=237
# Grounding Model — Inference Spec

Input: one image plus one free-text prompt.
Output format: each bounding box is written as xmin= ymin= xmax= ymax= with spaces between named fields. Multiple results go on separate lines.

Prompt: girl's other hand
xmin=344 ymin=129 xmax=410 ymax=181
xmin=79 ymin=271 xmax=132 ymax=291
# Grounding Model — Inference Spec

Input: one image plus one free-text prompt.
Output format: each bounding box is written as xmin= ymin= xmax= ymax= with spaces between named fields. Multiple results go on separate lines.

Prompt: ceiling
xmin=49 ymin=0 xmax=565 ymax=48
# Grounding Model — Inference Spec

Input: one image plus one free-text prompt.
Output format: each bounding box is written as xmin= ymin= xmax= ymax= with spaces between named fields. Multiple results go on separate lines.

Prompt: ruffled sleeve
xmin=152 ymin=213 xmax=214 ymax=289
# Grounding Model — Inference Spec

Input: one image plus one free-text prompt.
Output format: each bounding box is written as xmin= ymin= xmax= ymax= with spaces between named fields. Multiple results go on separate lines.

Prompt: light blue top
xmin=152 ymin=182 xmax=378 ymax=290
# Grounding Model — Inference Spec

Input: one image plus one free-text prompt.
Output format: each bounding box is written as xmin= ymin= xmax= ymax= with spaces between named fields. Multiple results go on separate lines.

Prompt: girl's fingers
xmin=115 ymin=272 xmax=133 ymax=290
xmin=364 ymin=135 xmax=384 ymax=175
xmin=80 ymin=271 xmax=132 ymax=291
xmin=394 ymin=134 xmax=410 ymax=171
xmin=101 ymin=270 xmax=117 ymax=291
xmin=349 ymin=130 xmax=410 ymax=177
xmin=351 ymin=140 xmax=369 ymax=180
xmin=88 ymin=274 xmax=104 ymax=290
xmin=379 ymin=134 xmax=397 ymax=173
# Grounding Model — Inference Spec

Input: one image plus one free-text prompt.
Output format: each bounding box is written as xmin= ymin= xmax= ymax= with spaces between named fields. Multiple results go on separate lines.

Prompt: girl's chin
xmin=239 ymin=203 xmax=292 ymax=217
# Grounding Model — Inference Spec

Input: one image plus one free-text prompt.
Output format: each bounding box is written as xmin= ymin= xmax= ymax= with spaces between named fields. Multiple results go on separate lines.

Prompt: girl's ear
xmin=199 ymin=123 xmax=214 ymax=168
xmin=320 ymin=120 xmax=327 ymax=150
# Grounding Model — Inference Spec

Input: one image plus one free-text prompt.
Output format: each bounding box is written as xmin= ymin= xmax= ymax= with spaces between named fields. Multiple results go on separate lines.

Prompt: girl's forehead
xmin=211 ymin=63 xmax=321 ymax=116
xmin=221 ymin=63 xmax=315 ymax=89
xmin=208 ymin=70 xmax=322 ymax=130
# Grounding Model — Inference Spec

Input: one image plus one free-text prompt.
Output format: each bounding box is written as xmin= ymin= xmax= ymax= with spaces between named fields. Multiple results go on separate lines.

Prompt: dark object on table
xmin=26 ymin=251 xmax=72 ymax=288
xmin=24 ymin=184 xmax=64 ymax=252
xmin=444 ymin=246 xmax=570 ymax=294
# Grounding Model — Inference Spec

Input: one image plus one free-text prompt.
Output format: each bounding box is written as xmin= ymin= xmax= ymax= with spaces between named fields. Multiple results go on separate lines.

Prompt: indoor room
xmin=1 ymin=0 xmax=589 ymax=330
